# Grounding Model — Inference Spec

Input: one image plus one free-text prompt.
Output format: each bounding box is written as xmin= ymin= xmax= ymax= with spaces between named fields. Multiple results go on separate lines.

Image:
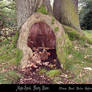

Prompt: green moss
xmin=56 ymin=47 xmax=66 ymax=68
xmin=46 ymin=69 xmax=61 ymax=78
xmin=53 ymin=77 xmax=61 ymax=83
xmin=63 ymin=25 xmax=80 ymax=40
xmin=60 ymin=0 xmax=80 ymax=30
xmin=63 ymin=25 xmax=92 ymax=44
xmin=87 ymin=39 xmax=92 ymax=44
xmin=54 ymin=27 xmax=59 ymax=32
xmin=51 ymin=16 xmax=55 ymax=24
xmin=37 ymin=5 xmax=48 ymax=15
xmin=56 ymin=33 xmax=72 ymax=69
xmin=64 ymin=34 xmax=73 ymax=53
xmin=39 ymin=68 xmax=47 ymax=74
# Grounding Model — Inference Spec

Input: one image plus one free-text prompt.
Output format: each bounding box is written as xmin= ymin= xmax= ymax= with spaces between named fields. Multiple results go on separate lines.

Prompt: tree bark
xmin=72 ymin=0 xmax=78 ymax=10
xmin=53 ymin=0 xmax=81 ymax=32
xmin=43 ymin=0 xmax=53 ymax=15
xmin=16 ymin=0 xmax=41 ymax=29
xmin=16 ymin=0 xmax=52 ymax=29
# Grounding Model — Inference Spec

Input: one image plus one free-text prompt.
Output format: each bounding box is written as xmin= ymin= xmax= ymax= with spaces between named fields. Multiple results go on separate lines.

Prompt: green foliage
xmin=63 ymin=25 xmax=92 ymax=44
xmin=0 ymin=31 xmax=21 ymax=84
xmin=16 ymin=49 xmax=22 ymax=64
xmin=0 ymin=40 xmax=22 ymax=84
xmin=79 ymin=0 xmax=92 ymax=30
xmin=0 ymin=0 xmax=21 ymax=84
xmin=84 ymin=30 xmax=92 ymax=39
xmin=80 ymin=10 xmax=92 ymax=30
xmin=64 ymin=30 xmax=92 ymax=83
xmin=11 ymin=32 xmax=19 ymax=49
xmin=65 ymin=45 xmax=92 ymax=83
xmin=0 ymin=71 xmax=21 ymax=84
xmin=0 ymin=39 xmax=9 ymax=45
xmin=0 ymin=0 xmax=16 ymax=27
xmin=37 ymin=5 xmax=48 ymax=15
xmin=64 ymin=34 xmax=73 ymax=54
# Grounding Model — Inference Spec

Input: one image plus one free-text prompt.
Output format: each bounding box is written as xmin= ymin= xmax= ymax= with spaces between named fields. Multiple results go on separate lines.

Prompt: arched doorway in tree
xmin=27 ymin=22 xmax=60 ymax=69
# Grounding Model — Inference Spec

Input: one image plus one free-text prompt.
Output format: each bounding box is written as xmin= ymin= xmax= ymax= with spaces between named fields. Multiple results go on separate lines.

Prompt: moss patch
xmin=63 ymin=25 xmax=92 ymax=44
xmin=56 ymin=33 xmax=72 ymax=69
xmin=54 ymin=27 xmax=59 ymax=32
xmin=39 ymin=68 xmax=47 ymax=74
xmin=51 ymin=16 xmax=55 ymax=24
xmin=37 ymin=5 xmax=48 ymax=15
xmin=46 ymin=69 xmax=61 ymax=78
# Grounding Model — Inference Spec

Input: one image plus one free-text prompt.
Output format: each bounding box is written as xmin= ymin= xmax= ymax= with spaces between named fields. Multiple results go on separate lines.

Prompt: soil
xmin=17 ymin=70 xmax=52 ymax=84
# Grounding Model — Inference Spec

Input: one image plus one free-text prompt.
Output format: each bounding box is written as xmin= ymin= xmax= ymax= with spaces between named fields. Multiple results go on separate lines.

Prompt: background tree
xmin=79 ymin=0 xmax=92 ymax=30
xmin=0 ymin=0 xmax=16 ymax=28
xmin=72 ymin=0 xmax=78 ymax=10
xmin=53 ymin=0 xmax=81 ymax=32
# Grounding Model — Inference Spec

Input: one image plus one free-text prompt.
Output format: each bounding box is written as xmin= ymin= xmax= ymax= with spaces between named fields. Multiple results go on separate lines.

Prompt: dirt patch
xmin=17 ymin=71 xmax=52 ymax=84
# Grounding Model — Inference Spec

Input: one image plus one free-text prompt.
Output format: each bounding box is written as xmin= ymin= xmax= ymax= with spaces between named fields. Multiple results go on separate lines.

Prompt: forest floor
xmin=0 ymin=25 xmax=92 ymax=84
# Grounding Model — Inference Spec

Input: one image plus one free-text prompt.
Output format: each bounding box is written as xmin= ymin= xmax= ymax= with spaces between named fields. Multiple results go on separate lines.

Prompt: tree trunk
xmin=16 ymin=0 xmax=36 ymax=28
xmin=17 ymin=13 xmax=71 ymax=69
xmin=16 ymin=0 xmax=52 ymax=28
xmin=72 ymin=0 xmax=78 ymax=10
xmin=53 ymin=0 xmax=81 ymax=32
xmin=43 ymin=0 xmax=53 ymax=15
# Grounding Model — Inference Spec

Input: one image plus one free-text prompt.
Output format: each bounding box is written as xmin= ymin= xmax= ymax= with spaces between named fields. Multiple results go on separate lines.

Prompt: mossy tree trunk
xmin=17 ymin=13 xmax=72 ymax=69
xmin=53 ymin=0 xmax=81 ymax=32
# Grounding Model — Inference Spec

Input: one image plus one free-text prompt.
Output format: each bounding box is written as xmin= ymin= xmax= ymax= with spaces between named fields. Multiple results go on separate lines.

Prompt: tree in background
xmin=0 ymin=0 xmax=16 ymax=27
xmin=79 ymin=0 xmax=92 ymax=30
xmin=53 ymin=0 xmax=81 ymax=32
xmin=72 ymin=0 xmax=78 ymax=10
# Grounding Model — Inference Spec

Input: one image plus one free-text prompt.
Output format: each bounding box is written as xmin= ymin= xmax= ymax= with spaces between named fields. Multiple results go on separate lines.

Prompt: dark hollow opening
xmin=27 ymin=22 xmax=61 ymax=70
